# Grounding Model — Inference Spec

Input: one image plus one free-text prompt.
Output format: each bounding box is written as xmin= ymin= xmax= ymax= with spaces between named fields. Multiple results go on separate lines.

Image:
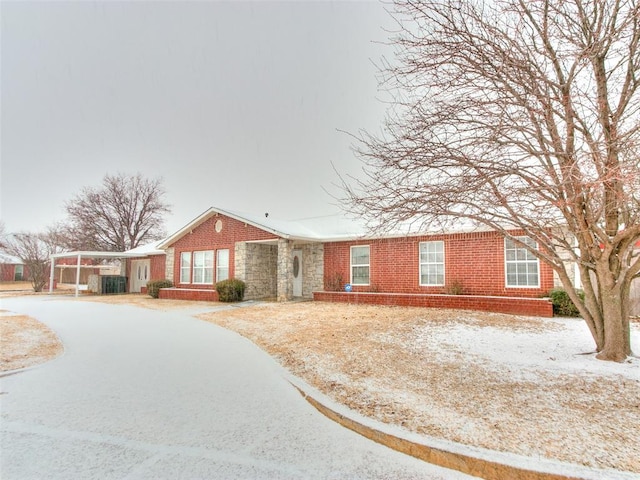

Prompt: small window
xmin=193 ymin=251 xmax=214 ymax=284
xmin=420 ymin=241 xmax=444 ymax=286
xmin=14 ymin=264 xmax=24 ymax=281
xmin=505 ymin=237 xmax=539 ymax=287
xmin=180 ymin=252 xmax=191 ymax=284
xmin=350 ymin=245 xmax=370 ymax=285
xmin=216 ymin=249 xmax=229 ymax=282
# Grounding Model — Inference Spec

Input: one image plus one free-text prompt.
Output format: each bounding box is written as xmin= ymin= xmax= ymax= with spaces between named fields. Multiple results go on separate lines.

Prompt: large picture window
xmin=505 ymin=237 xmax=539 ymax=287
xmin=216 ymin=249 xmax=229 ymax=282
xmin=419 ymin=241 xmax=444 ymax=286
xmin=180 ymin=252 xmax=191 ymax=284
xmin=193 ymin=251 xmax=214 ymax=284
xmin=350 ymin=245 xmax=370 ymax=285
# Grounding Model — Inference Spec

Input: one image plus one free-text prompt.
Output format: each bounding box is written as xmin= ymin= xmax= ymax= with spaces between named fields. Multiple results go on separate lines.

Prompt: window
xmin=180 ymin=252 xmax=191 ymax=284
xmin=14 ymin=264 xmax=24 ymax=281
xmin=420 ymin=241 xmax=444 ymax=286
xmin=505 ymin=237 xmax=539 ymax=287
xmin=350 ymin=245 xmax=370 ymax=285
xmin=216 ymin=249 xmax=229 ymax=282
xmin=193 ymin=251 xmax=214 ymax=284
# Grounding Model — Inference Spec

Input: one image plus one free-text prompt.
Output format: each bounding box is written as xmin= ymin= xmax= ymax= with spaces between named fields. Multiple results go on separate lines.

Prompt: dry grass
xmin=198 ymin=302 xmax=640 ymax=473
xmin=0 ymin=311 xmax=63 ymax=371
xmin=72 ymin=293 xmax=221 ymax=311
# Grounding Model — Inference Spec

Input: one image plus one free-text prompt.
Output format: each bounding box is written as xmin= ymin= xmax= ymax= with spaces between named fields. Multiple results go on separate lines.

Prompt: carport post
xmin=49 ymin=256 xmax=56 ymax=294
xmin=75 ymin=254 xmax=82 ymax=298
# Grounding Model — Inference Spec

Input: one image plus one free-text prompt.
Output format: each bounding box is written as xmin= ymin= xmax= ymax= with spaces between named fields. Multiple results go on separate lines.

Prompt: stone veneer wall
xmin=300 ymin=243 xmax=324 ymax=299
xmin=165 ymin=248 xmax=174 ymax=282
xmin=235 ymin=242 xmax=278 ymax=300
xmin=277 ymin=239 xmax=293 ymax=301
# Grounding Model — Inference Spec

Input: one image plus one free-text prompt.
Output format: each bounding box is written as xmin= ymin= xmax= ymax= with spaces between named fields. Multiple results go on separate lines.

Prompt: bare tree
xmin=63 ymin=173 xmax=171 ymax=252
xmin=4 ymin=231 xmax=63 ymax=292
xmin=344 ymin=0 xmax=640 ymax=361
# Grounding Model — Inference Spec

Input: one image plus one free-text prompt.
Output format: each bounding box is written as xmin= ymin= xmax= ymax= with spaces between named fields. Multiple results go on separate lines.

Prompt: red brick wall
xmin=323 ymin=230 xmax=554 ymax=298
xmin=0 ymin=264 xmax=27 ymax=282
xmin=170 ymin=214 xmax=278 ymax=289
xmin=158 ymin=287 xmax=219 ymax=302
xmin=313 ymin=292 xmax=554 ymax=317
xmin=149 ymin=255 xmax=166 ymax=281
xmin=124 ymin=255 xmax=166 ymax=283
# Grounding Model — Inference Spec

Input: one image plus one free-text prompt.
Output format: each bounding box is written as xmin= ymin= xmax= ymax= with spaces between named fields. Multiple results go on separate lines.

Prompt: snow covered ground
xmin=0 ymin=297 xmax=479 ymax=480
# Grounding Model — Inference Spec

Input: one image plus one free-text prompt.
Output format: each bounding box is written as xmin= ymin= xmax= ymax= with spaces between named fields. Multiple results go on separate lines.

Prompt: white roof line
xmin=157 ymin=207 xmax=295 ymax=249
xmin=50 ymin=251 xmax=145 ymax=260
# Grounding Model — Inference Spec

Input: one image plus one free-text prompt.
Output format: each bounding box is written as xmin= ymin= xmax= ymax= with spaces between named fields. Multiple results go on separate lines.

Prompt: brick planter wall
xmin=159 ymin=287 xmax=219 ymax=302
xmin=313 ymin=291 xmax=553 ymax=317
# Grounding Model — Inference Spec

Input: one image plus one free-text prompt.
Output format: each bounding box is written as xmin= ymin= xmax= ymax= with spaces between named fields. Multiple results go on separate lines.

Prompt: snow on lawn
xmin=416 ymin=316 xmax=639 ymax=381
xmin=200 ymin=302 xmax=640 ymax=474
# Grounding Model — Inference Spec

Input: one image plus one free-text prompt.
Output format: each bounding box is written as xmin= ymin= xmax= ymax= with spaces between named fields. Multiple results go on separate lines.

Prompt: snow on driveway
xmin=0 ymin=297 xmax=477 ymax=479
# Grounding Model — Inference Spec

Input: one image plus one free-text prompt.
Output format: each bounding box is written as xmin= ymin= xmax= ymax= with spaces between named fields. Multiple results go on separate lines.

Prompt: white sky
xmin=1 ymin=1 xmax=394 ymax=235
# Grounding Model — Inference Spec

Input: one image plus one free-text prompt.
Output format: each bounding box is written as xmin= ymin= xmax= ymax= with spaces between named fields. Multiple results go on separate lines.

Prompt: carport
xmin=49 ymin=251 xmax=142 ymax=297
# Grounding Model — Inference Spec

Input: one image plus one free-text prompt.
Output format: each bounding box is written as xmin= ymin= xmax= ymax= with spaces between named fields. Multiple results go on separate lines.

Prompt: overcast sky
xmin=1 ymin=0 xmax=394 ymax=236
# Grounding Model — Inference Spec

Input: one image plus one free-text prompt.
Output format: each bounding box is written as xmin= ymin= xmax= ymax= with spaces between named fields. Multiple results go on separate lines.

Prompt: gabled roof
xmin=156 ymin=206 xmax=501 ymax=250
xmin=157 ymin=207 xmax=369 ymax=249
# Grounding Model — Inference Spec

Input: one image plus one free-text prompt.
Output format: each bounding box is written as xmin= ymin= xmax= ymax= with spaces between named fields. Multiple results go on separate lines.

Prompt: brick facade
xmin=323 ymin=230 xmax=554 ymax=298
xmin=169 ymin=213 xmax=278 ymax=290
xmin=125 ymin=255 xmax=167 ymax=282
xmin=159 ymin=287 xmax=219 ymax=302
xmin=1 ymin=263 xmax=28 ymax=282
xmin=147 ymin=209 xmax=560 ymax=312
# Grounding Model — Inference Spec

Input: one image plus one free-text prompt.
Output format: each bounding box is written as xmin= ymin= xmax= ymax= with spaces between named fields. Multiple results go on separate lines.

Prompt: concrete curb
xmin=286 ymin=375 xmax=638 ymax=480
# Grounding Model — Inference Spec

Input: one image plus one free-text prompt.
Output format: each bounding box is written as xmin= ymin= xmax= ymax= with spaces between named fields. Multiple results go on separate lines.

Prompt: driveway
xmin=0 ymin=297 xmax=476 ymax=479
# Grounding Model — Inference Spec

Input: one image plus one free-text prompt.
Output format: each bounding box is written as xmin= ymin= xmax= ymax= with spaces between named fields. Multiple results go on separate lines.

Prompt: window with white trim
xmin=216 ymin=249 xmax=229 ymax=282
xmin=180 ymin=252 xmax=191 ymax=284
xmin=419 ymin=241 xmax=444 ymax=286
xmin=350 ymin=245 xmax=370 ymax=285
xmin=193 ymin=251 xmax=214 ymax=284
xmin=505 ymin=237 xmax=539 ymax=287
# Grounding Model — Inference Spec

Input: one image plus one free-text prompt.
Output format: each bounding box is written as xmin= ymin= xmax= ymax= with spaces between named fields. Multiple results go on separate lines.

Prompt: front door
xmin=292 ymin=250 xmax=302 ymax=297
xmin=131 ymin=259 xmax=150 ymax=293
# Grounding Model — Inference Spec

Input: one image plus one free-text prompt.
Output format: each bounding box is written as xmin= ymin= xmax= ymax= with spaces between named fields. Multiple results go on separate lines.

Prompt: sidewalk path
xmin=0 ymin=297 xmax=476 ymax=479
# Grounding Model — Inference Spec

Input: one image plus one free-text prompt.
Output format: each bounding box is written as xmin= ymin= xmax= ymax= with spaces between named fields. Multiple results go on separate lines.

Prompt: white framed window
xmin=180 ymin=252 xmax=191 ymax=284
xmin=419 ymin=241 xmax=444 ymax=286
xmin=350 ymin=245 xmax=370 ymax=285
xmin=193 ymin=251 xmax=214 ymax=284
xmin=505 ymin=237 xmax=540 ymax=287
xmin=216 ymin=249 xmax=229 ymax=282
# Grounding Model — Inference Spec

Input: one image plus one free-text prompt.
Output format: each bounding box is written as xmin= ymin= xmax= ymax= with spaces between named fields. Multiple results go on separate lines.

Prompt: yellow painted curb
xmin=293 ymin=385 xmax=586 ymax=480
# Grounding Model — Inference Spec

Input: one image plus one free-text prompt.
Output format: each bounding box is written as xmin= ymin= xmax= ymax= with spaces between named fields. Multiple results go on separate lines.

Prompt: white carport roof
xmin=49 ymin=251 xmax=144 ymax=297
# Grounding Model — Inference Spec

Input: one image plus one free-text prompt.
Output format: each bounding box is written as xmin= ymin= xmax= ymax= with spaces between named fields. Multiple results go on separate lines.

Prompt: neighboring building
xmin=0 ymin=253 xmax=27 ymax=282
xmin=127 ymin=207 xmax=556 ymax=316
xmin=53 ymin=257 xmax=112 ymax=284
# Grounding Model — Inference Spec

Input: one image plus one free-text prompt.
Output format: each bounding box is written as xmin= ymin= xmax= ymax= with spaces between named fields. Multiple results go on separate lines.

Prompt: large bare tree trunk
xmin=595 ymin=279 xmax=631 ymax=361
